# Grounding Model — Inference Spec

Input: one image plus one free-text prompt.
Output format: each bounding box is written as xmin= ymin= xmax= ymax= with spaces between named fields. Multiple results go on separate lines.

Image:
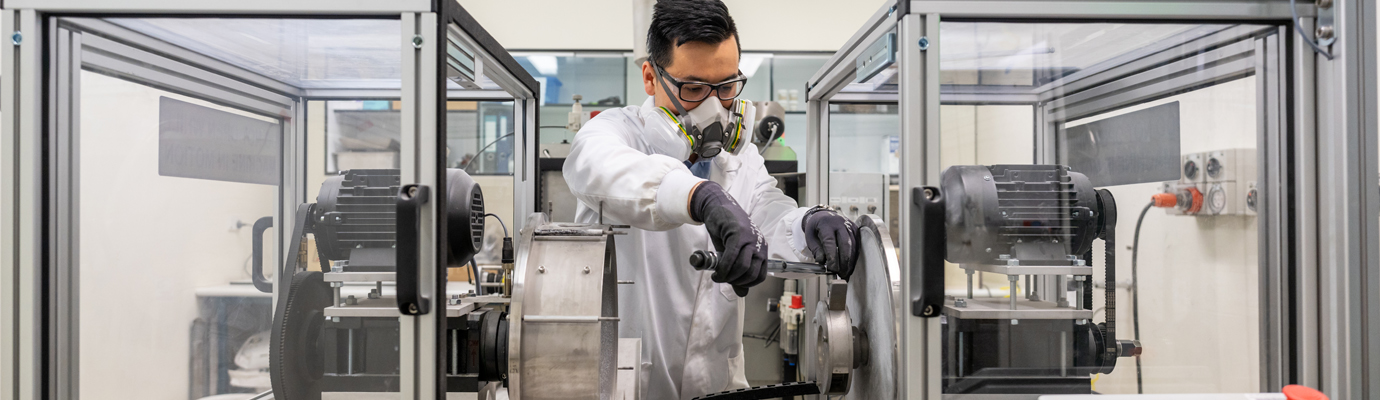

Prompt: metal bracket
xmin=1314 ymin=0 xmax=1335 ymax=46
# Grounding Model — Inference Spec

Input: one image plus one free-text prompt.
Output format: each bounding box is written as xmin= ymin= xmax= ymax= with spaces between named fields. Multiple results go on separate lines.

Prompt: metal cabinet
xmin=803 ymin=1 xmax=1378 ymax=398
xmin=1 ymin=2 xmax=539 ymax=399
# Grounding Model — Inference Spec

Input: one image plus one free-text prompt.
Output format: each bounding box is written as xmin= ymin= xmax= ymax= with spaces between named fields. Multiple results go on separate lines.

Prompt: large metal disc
xmin=271 ymin=271 xmax=331 ymax=400
xmin=843 ymin=215 xmax=901 ymax=399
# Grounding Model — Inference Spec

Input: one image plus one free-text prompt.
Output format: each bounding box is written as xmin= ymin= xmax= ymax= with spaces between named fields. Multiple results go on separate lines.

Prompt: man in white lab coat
xmin=562 ymin=1 xmax=859 ymax=398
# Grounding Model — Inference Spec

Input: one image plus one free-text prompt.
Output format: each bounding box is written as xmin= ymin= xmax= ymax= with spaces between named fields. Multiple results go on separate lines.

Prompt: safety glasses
xmin=652 ymin=62 xmax=748 ymax=103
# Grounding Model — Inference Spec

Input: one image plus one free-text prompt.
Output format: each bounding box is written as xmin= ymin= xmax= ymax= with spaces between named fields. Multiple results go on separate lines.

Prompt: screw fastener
xmin=411 ymin=35 xmax=424 ymax=49
xmin=10 ymin=31 xmax=20 ymax=45
xmin=918 ymin=36 xmax=930 ymax=51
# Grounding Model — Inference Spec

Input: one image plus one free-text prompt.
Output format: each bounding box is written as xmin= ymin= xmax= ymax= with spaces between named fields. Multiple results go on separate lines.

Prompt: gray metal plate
xmin=158 ymin=96 xmax=280 ymax=185
xmin=843 ymin=215 xmax=900 ymax=399
xmin=943 ymin=298 xmax=1093 ymax=320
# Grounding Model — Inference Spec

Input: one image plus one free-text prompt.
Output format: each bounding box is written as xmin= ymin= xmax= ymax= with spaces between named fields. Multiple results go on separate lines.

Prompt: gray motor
xmin=941 ymin=165 xmax=1100 ymax=266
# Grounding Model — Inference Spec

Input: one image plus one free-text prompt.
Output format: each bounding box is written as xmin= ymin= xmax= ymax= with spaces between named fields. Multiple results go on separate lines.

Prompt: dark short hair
xmin=647 ymin=0 xmax=740 ymax=69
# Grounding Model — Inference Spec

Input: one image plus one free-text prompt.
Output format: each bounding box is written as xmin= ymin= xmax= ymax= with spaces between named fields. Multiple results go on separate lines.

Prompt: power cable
xmin=1130 ymin=201 xmax=1154 ymax=394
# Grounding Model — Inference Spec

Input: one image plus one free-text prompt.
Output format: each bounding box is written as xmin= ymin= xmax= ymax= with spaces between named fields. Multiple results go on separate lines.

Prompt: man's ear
xmin=642 ymin=61 xmax=657 ymax=96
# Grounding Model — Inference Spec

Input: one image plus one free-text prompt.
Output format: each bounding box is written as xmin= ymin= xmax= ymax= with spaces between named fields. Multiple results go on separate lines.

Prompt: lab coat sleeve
xmin=740 ymin=146 xmax=813 ymax=262
xmin=563 ymin=113 xmax=704 ymax=231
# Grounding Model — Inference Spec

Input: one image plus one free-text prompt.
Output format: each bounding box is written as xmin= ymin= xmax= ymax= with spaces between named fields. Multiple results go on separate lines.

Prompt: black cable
xmin=469 ymin=257 xmax=481 ymax=288
xmin=484 ymin=213 xmax=509 ymax=237
xmin=1131 ymin=201 xmax=1153 ymax=394
xmin=458 ymin=132 xmax=515 ymax=171
xmin=1289 ymin=0 xmax=1334 ymax=60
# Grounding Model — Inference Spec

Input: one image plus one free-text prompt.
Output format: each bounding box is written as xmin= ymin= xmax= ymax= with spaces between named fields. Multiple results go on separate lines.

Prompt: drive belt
xmin=692 ymin=382 xmax=822 ymax=400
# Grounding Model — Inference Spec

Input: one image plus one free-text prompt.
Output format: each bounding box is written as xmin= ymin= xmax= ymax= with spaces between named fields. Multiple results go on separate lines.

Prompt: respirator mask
xmin=651 ymin=62 xmax=752 ymax=159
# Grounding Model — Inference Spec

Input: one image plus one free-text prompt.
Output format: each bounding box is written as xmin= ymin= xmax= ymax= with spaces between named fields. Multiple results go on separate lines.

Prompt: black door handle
xmin=397 ymin=184 xmax=431 ymax=316
xmin=910 ymin=186 xmax=946 ymax=317
xmin=251 ymin=216 xmax=274 ymax=293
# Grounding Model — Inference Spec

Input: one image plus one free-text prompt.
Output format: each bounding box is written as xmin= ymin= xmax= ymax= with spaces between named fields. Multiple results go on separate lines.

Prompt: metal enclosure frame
xmin=803 ymin=0 xmax=1376 ymax=398
xmin=0 ymin=1 xmax=540 ymax=400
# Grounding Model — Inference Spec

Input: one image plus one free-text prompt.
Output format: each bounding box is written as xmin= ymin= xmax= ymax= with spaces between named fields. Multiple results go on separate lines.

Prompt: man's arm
xmin=563 ymin=113 xmax=704 ymax=231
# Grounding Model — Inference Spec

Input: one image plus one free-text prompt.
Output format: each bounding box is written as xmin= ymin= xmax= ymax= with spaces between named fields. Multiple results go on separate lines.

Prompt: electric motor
xmin=941 ymin=165 xmax=1099 ymax=265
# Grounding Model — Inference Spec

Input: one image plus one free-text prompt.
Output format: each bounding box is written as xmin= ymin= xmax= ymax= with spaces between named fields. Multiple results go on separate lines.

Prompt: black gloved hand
xmin=803 ymin=207 xmax=859 ymax=280
xmin=690 ymin=181 xmax=768 ymax=297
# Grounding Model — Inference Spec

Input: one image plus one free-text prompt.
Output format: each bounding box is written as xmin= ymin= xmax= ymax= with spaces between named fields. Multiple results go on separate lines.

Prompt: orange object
xmin=1184 ymin=187 xmax=1204 ymax=214
xmin=1151 ymin=193 xmax=1178 ymax=208
xmin=1282 ymin=384 xmax=1328 ymax=400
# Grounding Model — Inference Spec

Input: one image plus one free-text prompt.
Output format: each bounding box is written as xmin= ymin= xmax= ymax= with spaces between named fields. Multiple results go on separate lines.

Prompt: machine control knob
xmin=1183 ymin=159 xmax=1200 ymax=180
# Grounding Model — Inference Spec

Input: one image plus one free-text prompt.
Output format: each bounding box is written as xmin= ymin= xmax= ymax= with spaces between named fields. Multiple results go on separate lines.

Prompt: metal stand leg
xmin=966 ymin=269 xmax=974 ymax=299
xmin=1008 ymin=275 xmax=1019 ymax=310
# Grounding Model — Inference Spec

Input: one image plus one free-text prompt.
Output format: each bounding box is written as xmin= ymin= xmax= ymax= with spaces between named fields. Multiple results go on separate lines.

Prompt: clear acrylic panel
xmin=75 ymin=16 xmax=417 ymax=399
xmin=78 ymin=71 xmax=288 ymax=399
xmin=445 ymin=100 xmax=516 ymax=291
xmin=827 ymin=103 xmax=900 ymax=238
xmin=935 ymin=20 xmax=1264 ymax=396
xmin=939 ymin=22 xmax=1204 ymax=86
xmin=108 ymin=18 xmax=403 ymax=89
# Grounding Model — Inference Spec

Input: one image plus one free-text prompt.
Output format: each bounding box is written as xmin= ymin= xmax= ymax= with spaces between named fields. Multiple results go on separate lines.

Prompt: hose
xmin=1130 ymin=201 xmax=1153 ymax=394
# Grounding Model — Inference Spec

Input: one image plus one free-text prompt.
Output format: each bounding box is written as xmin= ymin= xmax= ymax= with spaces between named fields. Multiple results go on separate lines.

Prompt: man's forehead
xmin=666 ymin=39 xmax=740 ymax=83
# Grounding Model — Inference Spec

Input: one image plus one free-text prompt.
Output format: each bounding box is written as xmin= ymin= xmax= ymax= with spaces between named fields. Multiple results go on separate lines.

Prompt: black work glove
xmin=690 ymin=181 xmax=768 ymax=297
xmin=802 ymin=207 xmax=859 ymax=280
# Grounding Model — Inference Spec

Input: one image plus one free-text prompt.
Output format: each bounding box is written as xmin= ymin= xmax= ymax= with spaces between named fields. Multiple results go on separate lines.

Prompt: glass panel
xmin=78 ymin=71 xmax=288 ymax=400
xmin=827 ymin=103 xmax=900 ymax=238
xmin=940 ymin=23 xmax=1203 ymax=87
xmin=445 ymin=100 xmax=516 ymax=289
xmin=935 ymin=21 xmax=1265 ymax=396
xmin=108 ymin=18 xmax=402 ymax=89
xmin=76 ymin=17 xmax=415 ymax=400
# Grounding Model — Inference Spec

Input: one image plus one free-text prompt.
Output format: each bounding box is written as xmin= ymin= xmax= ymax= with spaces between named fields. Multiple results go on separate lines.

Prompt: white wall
xmin=458 ymin=0 xmax=891 ymax=51
xmin=1083 ymin=77 xmax=1260 ymax=395
xmin=78 ymin=71 xmax=278 ymax=400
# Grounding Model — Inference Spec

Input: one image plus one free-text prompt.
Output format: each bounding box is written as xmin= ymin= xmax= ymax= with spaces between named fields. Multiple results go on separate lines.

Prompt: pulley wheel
xmin=271 ymin=271 xmax=332 ymax=400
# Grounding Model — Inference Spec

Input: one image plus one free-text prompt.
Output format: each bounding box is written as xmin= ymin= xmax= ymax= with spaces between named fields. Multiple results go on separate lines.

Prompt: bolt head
xmin=537 ymin=266 xmax=546 ymax=273
xmin=583 ymin=266 xmax=591 ymax=274
xmin=411 ymin=35 xmax=424 ymax=49
xmin=10 ymin=32 xmax=20 ymax=45
xmin=983 ymin=175 xmax=992 ymax=181
xmin=918 ymin=36 xmax=930 ymax=50
xmin=1317 ymin=25 xmax=1335 ymax=40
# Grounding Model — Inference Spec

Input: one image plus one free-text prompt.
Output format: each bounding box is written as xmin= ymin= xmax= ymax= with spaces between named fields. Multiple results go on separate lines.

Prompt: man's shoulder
xmin=590 ymin=103 xmax=646 ymax=124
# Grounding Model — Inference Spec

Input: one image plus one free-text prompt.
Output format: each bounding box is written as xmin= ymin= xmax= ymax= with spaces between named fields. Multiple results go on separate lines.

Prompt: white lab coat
xmin=564 ymin=97 xmax=810 ymax=400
